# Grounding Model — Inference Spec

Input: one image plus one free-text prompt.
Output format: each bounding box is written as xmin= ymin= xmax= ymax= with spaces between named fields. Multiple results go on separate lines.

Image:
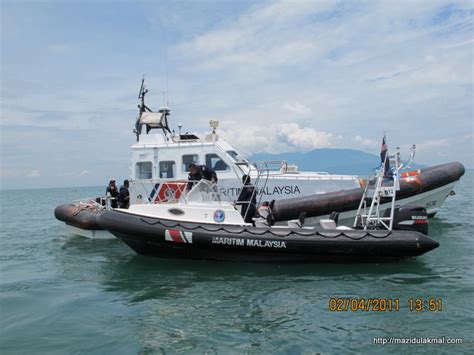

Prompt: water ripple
xmin=1 ymin=174 xmax=473 ymax=353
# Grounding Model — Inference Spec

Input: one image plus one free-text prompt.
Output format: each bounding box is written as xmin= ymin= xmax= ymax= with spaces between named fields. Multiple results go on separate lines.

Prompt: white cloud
xmin=417 ymin=135 xmax=473 ymax=151
xmin=177 ymin=0 xmax=336 ymax=70
xmin=177 ymin=0 xmax=470 ymax=75
xmin=353 ymin=135 xmax=378 ymax=150
xmin=1 ymin=82 xmax=137 ymax=131
xmin=443 ymin=38 xmax=474 ymax=49
xmin=283 ymin=102 xmax=312 ymax=116
xmin=181 ymin=0 xmax=334 ymax=55
xmin=219 ymin=122 xmax=333 ymax=155
xmin=414 ymin=134 xmax=473 ymax=164
xmin=1 ymin=0 xmax=472 ymax=190
xmin=172 ymin=0 xmax=471 ymax=164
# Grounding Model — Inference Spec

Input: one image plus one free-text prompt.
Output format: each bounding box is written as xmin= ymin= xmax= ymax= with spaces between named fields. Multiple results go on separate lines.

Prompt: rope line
xmin=138 ymin=217 xmax=392 ymax=240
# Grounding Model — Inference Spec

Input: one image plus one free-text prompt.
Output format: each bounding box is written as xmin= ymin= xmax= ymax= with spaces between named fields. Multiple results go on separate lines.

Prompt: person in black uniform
xmin=118 ymin=179 xmax=130 ymax=209
xmin=186 ymin=163 xmax=218 ymax=192
xmin=237 ymin=174 xmax=257 ymax=223
xmin=106 ymin=179 xmax=119 ymax=208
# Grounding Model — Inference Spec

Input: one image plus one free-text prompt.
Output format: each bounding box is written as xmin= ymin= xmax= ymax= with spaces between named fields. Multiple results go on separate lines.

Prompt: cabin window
xmin=226 ymin=150 xmax=239 ymax=161
xmin=159 ymin=161 xmax=175 ymax=179
xmin=182 ymin=154 xmax=198 ymax=172
xmin=136 ymin=162 xmax=153 ymax=179
xmin=206 ymin=153 xmax=229 ymax=171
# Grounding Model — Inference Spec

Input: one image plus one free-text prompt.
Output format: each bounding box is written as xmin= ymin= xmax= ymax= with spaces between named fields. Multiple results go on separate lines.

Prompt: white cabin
xmin=127 ymin=81 xmax=361 ymax=205
xmin=128 ymin=117 xmax=362 ymax=206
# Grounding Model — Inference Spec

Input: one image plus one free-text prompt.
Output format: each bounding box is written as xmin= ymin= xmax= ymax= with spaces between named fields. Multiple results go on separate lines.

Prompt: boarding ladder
xmin=354 ymin=148 xmax=402 ymax=230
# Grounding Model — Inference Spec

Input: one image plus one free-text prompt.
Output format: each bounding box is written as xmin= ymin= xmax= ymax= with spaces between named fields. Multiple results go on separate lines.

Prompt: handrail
xmin=354 ymin=146 xmax=402 ymax=230
xmin=128 ymin=158 xmax=308 ymax=221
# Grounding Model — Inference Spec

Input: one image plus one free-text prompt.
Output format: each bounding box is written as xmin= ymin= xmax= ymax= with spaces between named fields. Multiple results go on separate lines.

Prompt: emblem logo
xmin=165 ymin=187 xmax=176 ymax=200
xmin=213 ymin=209 xmax=225 ymax=222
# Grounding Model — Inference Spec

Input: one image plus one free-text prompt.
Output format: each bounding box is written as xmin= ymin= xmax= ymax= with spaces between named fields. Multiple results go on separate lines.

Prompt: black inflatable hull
xmin=99 ymin=210 xmax=439 ymax=263
xmin=272 ymin=161 xmax=465 ymax=221
xmin=54 ymin=203 xmax=105 ymax=230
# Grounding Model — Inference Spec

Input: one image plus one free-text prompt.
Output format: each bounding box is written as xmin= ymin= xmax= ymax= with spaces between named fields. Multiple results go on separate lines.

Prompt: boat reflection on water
xmin=96 ymin=255 xmax=438 ymax=302
xmin=92 ymin=254 xmax=440 ymax=352
xmin=55 ymin=232 xmax=438 ymax=300
xmin=53 ymin=230 xmax=442 ymax=353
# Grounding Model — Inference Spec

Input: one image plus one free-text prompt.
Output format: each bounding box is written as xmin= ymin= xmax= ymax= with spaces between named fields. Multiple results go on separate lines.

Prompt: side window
xmin=159 ymin=161 xmax=175 ymax=179
xmin=206 ymin=153 xmax=229 ymax=171
xmin=136 ymin=162 xmax=152 ymax=179
xmin=182 ymin=154 xmax=198 ymax=172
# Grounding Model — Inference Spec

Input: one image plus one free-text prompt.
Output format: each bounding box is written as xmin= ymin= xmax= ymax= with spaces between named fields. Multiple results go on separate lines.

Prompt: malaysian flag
xmin=380 ymin=135 xmax=391 ymax=178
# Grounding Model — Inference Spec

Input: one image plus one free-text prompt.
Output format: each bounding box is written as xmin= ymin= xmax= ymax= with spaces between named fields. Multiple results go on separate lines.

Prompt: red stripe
xmin=171 ymin=235 xmax=184 ymax=243
xmin=169 ymin=230 xmax=181 ymax=237
xmin=169 ymin=229 xmax=184 ymax=243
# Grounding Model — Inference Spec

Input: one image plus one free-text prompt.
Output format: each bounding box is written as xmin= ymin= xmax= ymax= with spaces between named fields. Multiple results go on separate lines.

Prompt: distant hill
xmin=250 ymin=148 xmax=425 ymax=176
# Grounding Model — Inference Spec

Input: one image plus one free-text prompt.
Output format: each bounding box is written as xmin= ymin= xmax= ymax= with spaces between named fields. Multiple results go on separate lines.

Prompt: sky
xmin=1 ymin=0 xmax=473 ymax=189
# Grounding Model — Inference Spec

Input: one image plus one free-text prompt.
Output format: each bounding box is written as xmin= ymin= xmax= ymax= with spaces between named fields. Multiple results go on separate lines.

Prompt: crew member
xmin=236 ymin=174 xmax=257 ymax=223
xmin=186 ymin=163 xmax=218 ymax=191
xmin=118 ymin=179 xmax=130 ymax=209
xmin=106 ymin=179 xmax=119 ymax=208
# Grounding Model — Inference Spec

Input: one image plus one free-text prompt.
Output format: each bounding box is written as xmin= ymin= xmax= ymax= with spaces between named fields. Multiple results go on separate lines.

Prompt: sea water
xmin=0 ymin=172 xmax=473 ymax=354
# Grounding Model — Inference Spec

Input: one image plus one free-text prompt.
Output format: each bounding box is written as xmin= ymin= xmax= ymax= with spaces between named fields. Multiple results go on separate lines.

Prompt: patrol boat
xmin=98 ymin=153 xmax=439 ymax=263
xmin=54 ymin=78 xmax=464 ymax=238
xmin=126 ymin=78 xmax=462 ymax=219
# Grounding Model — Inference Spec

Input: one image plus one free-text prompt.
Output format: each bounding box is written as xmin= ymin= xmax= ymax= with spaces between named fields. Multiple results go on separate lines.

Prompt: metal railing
xmin=127 ymin=160 xmax=290 ymax=222
xmin=354 ymin=148 xmax=402 ymax=230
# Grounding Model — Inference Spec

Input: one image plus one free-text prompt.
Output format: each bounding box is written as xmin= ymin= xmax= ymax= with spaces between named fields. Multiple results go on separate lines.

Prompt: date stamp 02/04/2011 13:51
xmin=328 ymin=298 xmax=443 ymax=312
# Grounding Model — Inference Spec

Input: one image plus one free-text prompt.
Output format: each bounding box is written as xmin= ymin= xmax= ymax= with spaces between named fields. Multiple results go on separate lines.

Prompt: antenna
xmin=138 ymin=74 xmax=146 ymax=99
xmin=137 ymin=75 xmax=151 ymax=114
xmin=154 ymin=11 xmax=170 ymax=106
xmin=134 ymin=75 xmax=153 ymax=141
xmin=164 ymin=30 xmax=169 ymax=106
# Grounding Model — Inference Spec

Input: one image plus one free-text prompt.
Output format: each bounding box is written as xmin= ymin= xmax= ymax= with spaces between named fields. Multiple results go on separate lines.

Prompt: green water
xmin=1 ymin=172 xmax=473 ymax=354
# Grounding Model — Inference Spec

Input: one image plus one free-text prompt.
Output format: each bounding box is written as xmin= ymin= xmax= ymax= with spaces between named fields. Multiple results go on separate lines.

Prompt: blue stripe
xmin=148 ymin=183 xmax=160 ymax=202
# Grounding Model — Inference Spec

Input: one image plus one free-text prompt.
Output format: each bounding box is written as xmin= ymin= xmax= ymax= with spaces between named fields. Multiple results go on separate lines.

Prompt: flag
xmin=380 ymin=135 xmax=391 ymax=178
xmin=380 ymin=135 xmax=387 ymax=164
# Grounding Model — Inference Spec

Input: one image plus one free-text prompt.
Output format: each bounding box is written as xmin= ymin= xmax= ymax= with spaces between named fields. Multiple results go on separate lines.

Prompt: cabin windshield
xmin=226 ymin=150 xmax=257 ymax=171
xmin=226 ymin=150 xmax=239 ymax=161
xmin=185 ymin=180 xmax=221 ymax=203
